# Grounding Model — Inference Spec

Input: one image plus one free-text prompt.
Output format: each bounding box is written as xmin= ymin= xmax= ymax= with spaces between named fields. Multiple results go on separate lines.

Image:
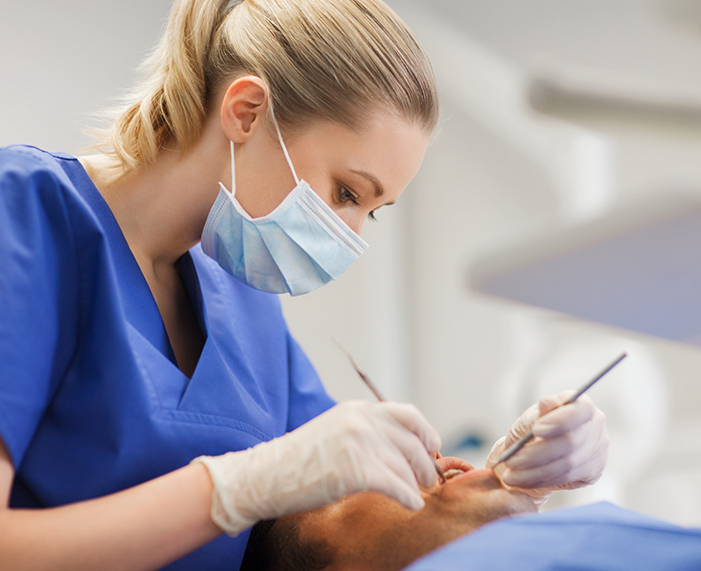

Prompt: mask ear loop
xmin=269 ymin=105 xmax=300 ymax=186
xmin=229 ymin=140 xmax=237 ymax=197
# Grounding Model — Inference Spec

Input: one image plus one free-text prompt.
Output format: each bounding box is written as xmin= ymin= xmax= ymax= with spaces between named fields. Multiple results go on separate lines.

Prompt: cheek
xmin=303 ymin=176 xmax=333 ymax=203
xmin=437 ymin=485 xmax=476 ymax=506
xmin=339 ymin=212 xmax=367 ymax=236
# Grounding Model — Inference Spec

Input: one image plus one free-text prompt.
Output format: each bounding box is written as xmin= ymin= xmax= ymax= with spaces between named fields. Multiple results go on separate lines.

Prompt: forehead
xmin=295 ymin=491 xmax=413 ymax=545
xmin=290 ymin=112 xmax=428 ymax=195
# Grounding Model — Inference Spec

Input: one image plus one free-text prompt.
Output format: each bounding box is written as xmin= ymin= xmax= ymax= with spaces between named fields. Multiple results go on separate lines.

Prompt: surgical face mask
xmin=201 ymin=114 xmax=368 ymax=296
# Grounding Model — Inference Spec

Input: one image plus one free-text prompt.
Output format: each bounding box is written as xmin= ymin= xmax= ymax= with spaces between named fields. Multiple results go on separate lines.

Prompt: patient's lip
xmin=447 ymin=468 xmax=495 ymax=483
xmin=435 ymin=456 xmax=500 ymax=485
xmin=436 ymin=457 xmax=474 ymax=481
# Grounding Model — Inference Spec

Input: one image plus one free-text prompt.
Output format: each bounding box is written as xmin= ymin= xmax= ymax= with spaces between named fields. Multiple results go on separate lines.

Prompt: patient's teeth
xmin=443 ymin=469 xmax=464 ymax=480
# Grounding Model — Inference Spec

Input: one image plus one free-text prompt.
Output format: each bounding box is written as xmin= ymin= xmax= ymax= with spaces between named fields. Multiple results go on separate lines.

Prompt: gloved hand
xmin=486 ymin=391 xmax=609 ymax=508
xmin=193 ymin=400 xmax=441 ymax=536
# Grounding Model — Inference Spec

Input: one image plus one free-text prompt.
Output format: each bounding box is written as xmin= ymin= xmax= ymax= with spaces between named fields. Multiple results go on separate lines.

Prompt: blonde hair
xmin=100 ymin=0 xmax=439 ymax=175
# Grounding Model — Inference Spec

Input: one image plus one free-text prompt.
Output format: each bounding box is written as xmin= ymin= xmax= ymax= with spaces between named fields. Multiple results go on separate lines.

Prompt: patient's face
xmin=248 ymin=457 xmax=536 ymax=571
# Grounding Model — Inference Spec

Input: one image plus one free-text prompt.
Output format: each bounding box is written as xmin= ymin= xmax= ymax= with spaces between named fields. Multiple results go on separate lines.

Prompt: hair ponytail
xmin=98 ymin=0 xmax=439 ymax=177
xmin=104 ymin=0 xmax=225 ymax=171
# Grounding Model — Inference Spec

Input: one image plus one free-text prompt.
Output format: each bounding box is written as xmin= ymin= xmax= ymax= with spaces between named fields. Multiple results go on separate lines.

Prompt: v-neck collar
xmin=177 ymin=252 xmax=209 ymax=339
xmin=57 ymin=154 xmax=209 ymax=369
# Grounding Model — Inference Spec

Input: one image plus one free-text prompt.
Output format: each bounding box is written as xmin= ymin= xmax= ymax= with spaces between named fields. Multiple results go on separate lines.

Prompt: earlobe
xmin=220 ymin=76 xmax=269 ymax=143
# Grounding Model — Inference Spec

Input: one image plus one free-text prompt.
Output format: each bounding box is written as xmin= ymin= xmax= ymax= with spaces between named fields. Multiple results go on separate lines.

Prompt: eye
xmin=337 ymin=184 xmax=360 ymax=206
xmin=337 ymin=183 xmax=378 ymax=222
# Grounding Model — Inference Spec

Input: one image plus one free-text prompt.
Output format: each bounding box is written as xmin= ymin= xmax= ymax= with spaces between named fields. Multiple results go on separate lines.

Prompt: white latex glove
xmin=486 ymin=391 xmax=609 ymax=508
xmin=193 ymin=400 xmax=441 ymax=536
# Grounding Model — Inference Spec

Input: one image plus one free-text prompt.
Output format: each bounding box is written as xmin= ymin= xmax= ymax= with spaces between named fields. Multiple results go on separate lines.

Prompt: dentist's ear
xmin=220 ymin=76 xmax=269 ymax=143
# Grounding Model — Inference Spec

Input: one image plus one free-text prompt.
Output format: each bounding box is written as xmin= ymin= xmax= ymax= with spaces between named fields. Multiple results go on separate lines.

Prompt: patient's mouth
xmin=436 ymin=457 xmax=474 ymax=484
xmin=435 ymin=456 xmax=502 ymax=487
xmin=444 ymin=469 xmax=465 ymax=481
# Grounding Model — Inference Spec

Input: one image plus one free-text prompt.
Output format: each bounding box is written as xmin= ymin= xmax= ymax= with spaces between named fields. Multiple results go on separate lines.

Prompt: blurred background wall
xmin=2 ymin=0 xmax=701 ymax=525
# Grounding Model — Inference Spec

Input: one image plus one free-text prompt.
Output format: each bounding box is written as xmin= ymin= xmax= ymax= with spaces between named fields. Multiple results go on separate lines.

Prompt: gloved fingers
xmin=504 ymin=391 xmax=577 ymax=449
xmin=537 ymin=393 xmax=566 ymax=417
xmin=502 ymin=455 xmax=576 ymax=489
xmin=501 ymin=421 xmax=605 ymax=488
xmin=503 ymin=441 xmax=606 ymax=489
xmin=485 ymin=436 xmax=507 ymax=469
xmin=366 ymin=461 xmax=425 ymax=511
xmin=580 ymin=437 xmax=609 ymax=485
xmin=324 ymin=401 xmax=437 ymax=491
xmin=557 ymin=410 xmax=609 ymax=487
xmin=380 ymin=402 xmax=442 ymax=454
xmin=359 ymin=432 xmax=425 ymax=493
xmin=560 ymin=442 xmax=609 ymax=488
xmin=379 ymin=418 xmax=439 ymax=489
xmin=343 ymin=419 xmax=429 ymax=509
xmin=503 ymin=403 xmax=539 ymax=448
xmin=532 ymin=395 xmax=596 ymax=439
xmin=504 ymin=423 xmax=590 ymax=471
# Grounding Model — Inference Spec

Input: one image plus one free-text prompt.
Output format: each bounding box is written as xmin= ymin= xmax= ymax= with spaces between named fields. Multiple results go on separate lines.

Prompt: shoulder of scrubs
xmin=404 ymin=502 xmax=701 ymax=571
xmin=0 ymin=145 xmax=92 ymax=467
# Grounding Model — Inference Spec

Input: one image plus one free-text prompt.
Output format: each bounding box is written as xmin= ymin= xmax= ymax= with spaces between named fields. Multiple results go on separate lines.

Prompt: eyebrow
xmin=350 ymin=169 xmax=385 ymax=198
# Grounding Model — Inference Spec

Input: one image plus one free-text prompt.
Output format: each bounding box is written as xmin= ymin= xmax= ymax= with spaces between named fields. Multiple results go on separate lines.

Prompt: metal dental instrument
xmin=333 ymin=339 xmax=446 ymax=484
xmin=493 ymin=352 xmax=627 ymax=466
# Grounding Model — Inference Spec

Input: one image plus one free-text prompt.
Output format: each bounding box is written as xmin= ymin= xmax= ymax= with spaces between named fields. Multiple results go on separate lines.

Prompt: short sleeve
xmin=285 ymin=333 xmax=336 ymax=432
xmin=0 ymin=148 xmax=80 ymax=467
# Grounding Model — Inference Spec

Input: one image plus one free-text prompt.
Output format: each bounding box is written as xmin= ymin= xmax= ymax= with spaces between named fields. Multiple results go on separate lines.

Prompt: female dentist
xmin=0 ymin=0 xmax=608 ymax=569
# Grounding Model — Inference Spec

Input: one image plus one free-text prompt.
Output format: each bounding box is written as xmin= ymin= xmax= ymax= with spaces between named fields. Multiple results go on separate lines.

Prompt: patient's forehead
xmin=302 ymin=491 xmax=411 ymax=533
xmin=296 ymin=481 xmax=462 ymax=541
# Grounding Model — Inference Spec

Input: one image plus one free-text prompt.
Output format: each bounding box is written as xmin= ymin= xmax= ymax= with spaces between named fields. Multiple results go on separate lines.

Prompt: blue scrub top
xmin=0 ymin=145 xmax=336 ymax=570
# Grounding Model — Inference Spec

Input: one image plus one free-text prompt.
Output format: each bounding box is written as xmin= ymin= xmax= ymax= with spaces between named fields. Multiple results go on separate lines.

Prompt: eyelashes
xmin=337 ymin=184 xmax=378 ymax=222
xmin=338 ymin=185 xmax=358 ymax=205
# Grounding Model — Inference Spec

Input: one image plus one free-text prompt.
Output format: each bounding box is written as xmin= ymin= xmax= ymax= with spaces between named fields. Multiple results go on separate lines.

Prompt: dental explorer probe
xmin=333 ymin=339 xmax=446 ymax=484
xmin=493 ymin=352 xmax=627 ymax=466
